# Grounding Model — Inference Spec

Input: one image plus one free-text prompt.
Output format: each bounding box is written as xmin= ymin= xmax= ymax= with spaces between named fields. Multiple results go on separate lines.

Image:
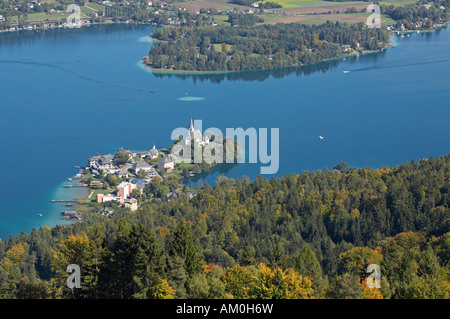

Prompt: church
xmin=185 ymin=117 xmax=210 ymax=147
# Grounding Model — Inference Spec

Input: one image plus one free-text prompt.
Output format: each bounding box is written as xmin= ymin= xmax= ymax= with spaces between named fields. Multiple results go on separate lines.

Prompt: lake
xmin=0 ymin=24 xmax=449 ymax=240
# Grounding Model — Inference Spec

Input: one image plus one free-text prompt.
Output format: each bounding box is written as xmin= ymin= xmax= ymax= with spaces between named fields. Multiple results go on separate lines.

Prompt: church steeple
xmin=189 ymin=117 xmax=194 ymax=132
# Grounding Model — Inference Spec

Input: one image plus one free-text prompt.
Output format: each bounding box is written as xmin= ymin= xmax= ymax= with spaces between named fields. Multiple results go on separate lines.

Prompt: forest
xmin=0 ymin=154 xmax=449 ymax=299
xmin=145 ymin=21 xmax=390 ymax=72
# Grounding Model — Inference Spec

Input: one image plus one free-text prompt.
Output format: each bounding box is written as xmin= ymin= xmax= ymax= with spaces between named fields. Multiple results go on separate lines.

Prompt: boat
xmin=343 ymin=71 xmax=350 ymax=74
xmin=38 ymin=213 xmax=43 ymax=217
xmin=318 ymin=135 xmax=324 ymax=140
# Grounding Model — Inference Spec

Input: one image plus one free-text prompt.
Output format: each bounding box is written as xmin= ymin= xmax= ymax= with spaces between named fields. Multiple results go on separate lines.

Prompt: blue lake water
xmin=0 ymin=24 xmax=449 ymax=240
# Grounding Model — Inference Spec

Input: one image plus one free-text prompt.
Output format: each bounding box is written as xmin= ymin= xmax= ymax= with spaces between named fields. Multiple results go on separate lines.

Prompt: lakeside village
xmin=1 ymin=0 xmax=449 ymax=33
xmin=58 ymin=118 xmax=231 ymax=221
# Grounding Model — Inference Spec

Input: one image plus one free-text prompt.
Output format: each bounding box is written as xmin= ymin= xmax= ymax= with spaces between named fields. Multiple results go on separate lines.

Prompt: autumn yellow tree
xmin=51 ymin=234 xmax=100 ymax=298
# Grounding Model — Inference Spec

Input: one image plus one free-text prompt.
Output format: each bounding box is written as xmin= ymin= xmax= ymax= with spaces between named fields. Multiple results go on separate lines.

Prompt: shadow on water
xmin=180 ymin=163 xmax=239 ymax=188
xmin=151 ymin=48 xmax=393 ymax=83
xmin=152 ymin=59 xmax=344 ymax=84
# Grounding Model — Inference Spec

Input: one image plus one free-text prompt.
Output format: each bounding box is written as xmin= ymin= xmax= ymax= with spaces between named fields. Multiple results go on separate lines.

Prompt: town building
xmin=133 ymin=160 xmax=152 ymax=174
xmin=88 ymin=154 xmax=115 ymax=170
xmin=117 ymin=182 xmax=135 ymax=200
xmin=130 ymin=178 xmax=146 ymax=191
xmin=124 ymin=198 xmax=138 ymax=211
xmin=97 ymin=193 xmax=123 ymax=204
xmin=158 ymin=156 xmax=174 ymax=172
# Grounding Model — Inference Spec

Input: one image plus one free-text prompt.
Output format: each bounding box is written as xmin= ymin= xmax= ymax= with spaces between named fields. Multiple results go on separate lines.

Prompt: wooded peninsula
xmin=144 ymin=21 xmax=390 ymax=73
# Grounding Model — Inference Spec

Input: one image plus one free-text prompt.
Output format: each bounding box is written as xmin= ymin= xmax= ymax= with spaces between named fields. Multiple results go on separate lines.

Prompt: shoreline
xmin=142 ymin=46 xmax=389 ymax=76
xmin=0 ymin=20 xmax=152 ymax=34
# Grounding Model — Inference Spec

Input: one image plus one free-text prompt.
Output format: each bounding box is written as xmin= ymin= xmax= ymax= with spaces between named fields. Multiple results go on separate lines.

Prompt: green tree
xmin=169 ymin=222 xmax=204 ymax=277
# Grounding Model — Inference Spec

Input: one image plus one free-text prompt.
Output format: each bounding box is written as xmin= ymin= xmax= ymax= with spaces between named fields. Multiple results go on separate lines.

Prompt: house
xmin=133 ymin=160 xmax=152 ymax=174
xmin=117 ymin=147 xmax=134 ymax=159
xmin=188 ymin=192 xmax=198 ymax=199
xmin=99 ymin=207 xmax=114 ymax=217
xmin=117 ymin=182 xmax=135 ymax=200
xmin=147 ymin=167 xmax=159 ymax=177
xmin=89 ymin=180 xmax=103 ymax=189
xmin=124 ymin=198 xmax=138 ymax=211
xmin=97 ymin=193 xmax=123 ymax=204
xmin=116 ymin=163 xmax=132 ymax=178
xmin=136 ymin=151 xmax=148 ymax=158
xmin=158 ymin=156 xmax=174 ymax=172
xmin=167 ymin=189 xmax=181 ymax=201
xmin=88 ymin=154 xmax=115 ymax=170
xmin=130 ymin=178 xmax=146 ymax=191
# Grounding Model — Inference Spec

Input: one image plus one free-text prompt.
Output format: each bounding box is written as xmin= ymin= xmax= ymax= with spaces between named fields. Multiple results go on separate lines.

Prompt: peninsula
xmin=66 ymin=118 xmax=240 ymax=220
xmin=144 ymin=21 xmax=390 ymax=73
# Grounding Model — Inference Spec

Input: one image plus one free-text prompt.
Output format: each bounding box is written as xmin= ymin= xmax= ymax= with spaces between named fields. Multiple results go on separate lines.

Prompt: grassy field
xmin=10 ymin=12 xmax=70 ymax=22
xmin=379 ymin=0 xmax=418 ymax=6
xmin=348 ymin=12 xmax=396 ymax=26
xmin=9 ymin=2 xmax=105 ymax=22
xmin=259 ymin=0 xmax=367 ymax=8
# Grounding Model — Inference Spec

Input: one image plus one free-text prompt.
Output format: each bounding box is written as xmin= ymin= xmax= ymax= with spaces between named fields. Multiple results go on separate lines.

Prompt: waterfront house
xmin=136 ymin=151 xmax=148 ymax=158
xmin=97 ymin=193 xmax=123 ymax=204
xmin=89 ymin=181 xmax=103 ymax=189
xmin=89 ymin=154 xmax=116 ymax=170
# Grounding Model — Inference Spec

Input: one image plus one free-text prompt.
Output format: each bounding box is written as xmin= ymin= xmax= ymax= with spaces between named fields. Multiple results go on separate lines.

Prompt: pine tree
xmin=169 ymin=222 xmax=204 ymax=277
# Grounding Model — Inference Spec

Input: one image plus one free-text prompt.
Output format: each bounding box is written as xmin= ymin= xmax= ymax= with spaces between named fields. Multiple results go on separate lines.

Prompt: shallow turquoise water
xmin=0 ymin=24 xmax=449 ymax=239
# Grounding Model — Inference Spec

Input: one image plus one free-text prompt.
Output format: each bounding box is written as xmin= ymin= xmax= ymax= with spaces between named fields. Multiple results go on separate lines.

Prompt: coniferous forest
xmin=0 ymin=154 xmax=449 ymax=299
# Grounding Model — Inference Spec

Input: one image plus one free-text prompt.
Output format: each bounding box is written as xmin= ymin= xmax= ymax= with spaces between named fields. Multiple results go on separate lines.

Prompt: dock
xmin=63 ymin=185 xmax=87 ymax=188
xmin=52 ymin=200 xmax=78 ymax=203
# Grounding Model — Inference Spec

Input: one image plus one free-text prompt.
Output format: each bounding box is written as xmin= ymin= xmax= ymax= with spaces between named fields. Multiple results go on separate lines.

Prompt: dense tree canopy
xmin=0 ymin=155 xmax=449 ymax=299
xmin=146 ymin=21 xmax=390 ymax=72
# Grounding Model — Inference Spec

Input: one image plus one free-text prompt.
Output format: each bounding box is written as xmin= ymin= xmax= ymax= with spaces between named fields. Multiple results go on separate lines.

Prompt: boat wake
xmin=0 ymin=60 xmax=156 ymax=94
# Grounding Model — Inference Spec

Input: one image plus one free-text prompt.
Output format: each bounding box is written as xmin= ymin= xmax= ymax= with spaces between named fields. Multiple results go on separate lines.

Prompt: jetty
xmin=52 ymin=200 xmax=78 ymax=203
xmin=63 ymin=185 xmax=87 ymax=188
